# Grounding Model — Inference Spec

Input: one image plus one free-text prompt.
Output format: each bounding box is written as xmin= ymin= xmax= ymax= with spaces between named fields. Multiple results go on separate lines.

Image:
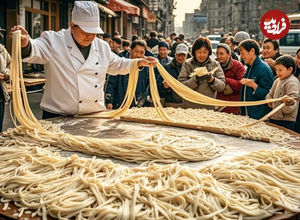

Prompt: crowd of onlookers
xmin=0 ymin=28 xmax=300 ymax=133
xmin=100 ymin=30 xmax=300 ymax=133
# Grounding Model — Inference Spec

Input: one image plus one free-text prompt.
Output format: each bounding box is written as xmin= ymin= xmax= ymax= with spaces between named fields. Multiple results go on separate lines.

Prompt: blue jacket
xmin=240 ymin=56 xmax=274 ymax=119
xmin=157 ymin=59 xmax=182 ymax=103
xmin=105 ymin=54 xmax=150 ymax=109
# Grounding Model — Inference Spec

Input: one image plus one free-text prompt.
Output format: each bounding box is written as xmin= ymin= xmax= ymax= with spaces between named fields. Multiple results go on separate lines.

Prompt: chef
xmin=10 ymin=1 xmax=156 ymax=119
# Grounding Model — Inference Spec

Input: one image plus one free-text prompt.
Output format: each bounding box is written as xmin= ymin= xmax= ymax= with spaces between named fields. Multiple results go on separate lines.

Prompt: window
xmin=280 ymin=33 xmax=300 ymax=46
xmin=25 ymin=0 xmax=59 ymax=39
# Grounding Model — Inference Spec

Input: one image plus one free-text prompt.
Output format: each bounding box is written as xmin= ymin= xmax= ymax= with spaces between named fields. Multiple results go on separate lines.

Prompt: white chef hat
xmin=72 ymin=1 xmax=103 ymax=34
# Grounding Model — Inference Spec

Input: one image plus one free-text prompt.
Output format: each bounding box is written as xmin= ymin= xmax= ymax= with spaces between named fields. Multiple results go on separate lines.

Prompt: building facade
xmin=182 ymin=9 xmax=207 ymax=41
xmin=0 ymin=0 xmax=116 ymax=50
xmin=149 ymin=0 xmax=175 ymax=37
xmin=200 ymin=0 xmax=300 ymax=39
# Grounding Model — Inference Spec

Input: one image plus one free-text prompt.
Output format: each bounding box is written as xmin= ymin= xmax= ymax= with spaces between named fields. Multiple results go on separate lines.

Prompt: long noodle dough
xmin=7 ymin=30 xmax=224 ymax=163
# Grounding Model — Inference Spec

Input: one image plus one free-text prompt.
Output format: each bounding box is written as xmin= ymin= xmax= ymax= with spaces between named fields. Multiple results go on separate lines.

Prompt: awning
xmin=106 ymin=0 xmax=140 ymax=16
xmin=94 ymin=2 xmax=117 ymax=17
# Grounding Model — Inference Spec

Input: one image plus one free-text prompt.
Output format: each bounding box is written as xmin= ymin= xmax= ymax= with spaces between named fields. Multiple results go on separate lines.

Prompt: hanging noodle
xmin=7 ymin=30 xmax=225 ymax=163
xmin=80 ymin=60 xmax=286 ymax=129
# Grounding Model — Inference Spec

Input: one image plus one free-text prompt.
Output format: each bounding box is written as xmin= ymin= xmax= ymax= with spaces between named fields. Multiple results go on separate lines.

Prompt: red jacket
xmin=217 ymin=58 xmax=245 ymax=114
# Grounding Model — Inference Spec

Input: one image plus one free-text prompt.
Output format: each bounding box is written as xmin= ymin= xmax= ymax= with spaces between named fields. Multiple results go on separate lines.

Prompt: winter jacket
xmin=105 ymin=54 xmax=150 ymax=109
xmin=240 ymin=56 xmax=274 ymax=119
xmin=178 ymin=57 xmax=226 ymax=109
xmin=266 ymin=74 xmax=300 ymax=122
xmin=217 ymin=58 xmax=245 ymax=114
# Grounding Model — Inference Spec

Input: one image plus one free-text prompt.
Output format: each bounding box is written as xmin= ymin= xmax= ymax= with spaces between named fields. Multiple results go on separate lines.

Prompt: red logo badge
xmin=260 ymin=10 xmax=290 ymax=40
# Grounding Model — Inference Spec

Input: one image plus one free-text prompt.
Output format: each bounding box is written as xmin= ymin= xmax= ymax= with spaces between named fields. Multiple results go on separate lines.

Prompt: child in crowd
xmin=266 ymin=55 xmax=300 ymax=130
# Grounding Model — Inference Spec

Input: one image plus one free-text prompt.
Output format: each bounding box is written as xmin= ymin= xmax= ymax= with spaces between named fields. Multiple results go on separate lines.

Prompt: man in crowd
xmin=261 ymin=38 xmax=281 ymax=76
xmin=111 ymin=37 xmax=122 ymax=56
xmin=225 ymin=36 xmax=239 ymax=60
xmin=119 ymin=39 xmax=130 ymax=57
xmin=216 ymin=43 xmax=245 ymax=114
xmin=0 ymin=29 xmax=10 ymax=131
xmin=159 ymin=43 xmax=189 ymax=105
xmin=146 ymin=31 xmax=160 ymax=49
xmin=156 ymin=41 xmax=173 ymax=67
xmin=105 ymin=40 xmax=151 ymax=109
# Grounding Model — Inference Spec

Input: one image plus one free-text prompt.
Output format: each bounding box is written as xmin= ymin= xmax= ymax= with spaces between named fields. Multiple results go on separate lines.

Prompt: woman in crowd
xmin=178 ymin=37 xmax=225 ymax=109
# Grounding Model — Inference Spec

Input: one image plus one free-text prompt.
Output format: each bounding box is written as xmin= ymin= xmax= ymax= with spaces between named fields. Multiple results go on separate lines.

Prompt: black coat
xmin=157 ymin=59 xmax=182 ymax=103
xmin=105 ymin=54 xmax=151 ymax=109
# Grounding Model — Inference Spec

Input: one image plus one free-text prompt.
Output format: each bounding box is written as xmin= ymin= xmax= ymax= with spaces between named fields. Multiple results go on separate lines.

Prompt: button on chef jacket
xmin=22 ymin=28 xmax=133 ymax=115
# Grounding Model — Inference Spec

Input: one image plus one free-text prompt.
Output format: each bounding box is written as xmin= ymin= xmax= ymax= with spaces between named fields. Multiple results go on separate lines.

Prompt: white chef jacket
xmin=23 ymin=28 xmax=133 ymax=115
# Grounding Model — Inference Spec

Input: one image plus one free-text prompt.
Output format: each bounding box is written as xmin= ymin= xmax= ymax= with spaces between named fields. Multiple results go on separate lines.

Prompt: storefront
xmin=106 ymin=0 xmax=140 ymax=39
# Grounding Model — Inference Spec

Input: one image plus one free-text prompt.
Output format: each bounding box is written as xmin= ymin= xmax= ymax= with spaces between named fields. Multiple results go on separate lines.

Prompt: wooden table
xmin=0 ymin=117 xmax=299 ymax=219
xmin=6 ymin=78 xmax=46 ymax=93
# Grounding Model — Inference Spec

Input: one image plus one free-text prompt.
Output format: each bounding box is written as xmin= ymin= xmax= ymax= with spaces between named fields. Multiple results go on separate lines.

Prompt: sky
xmin=174 ymin=0 xmax=202 ymax=27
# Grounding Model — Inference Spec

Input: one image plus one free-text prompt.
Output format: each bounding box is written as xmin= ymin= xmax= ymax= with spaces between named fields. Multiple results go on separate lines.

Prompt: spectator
xmin=220 ymin=37 xmax=227 ymax=43
xmin=266 ymin=55 xmax=300 ymax=130
xmin=111 ymin=37 xmax=122 ymax=56
xmin=216 ymin=43 xmax=245 ymax=114
xmin=225 ymin=36 xmax=239 ymax=60
xmin=234 ymin=31 xmax=250 ymax=46
xmin=179 ymin=34 xmax=189 ymax=45
xmin=157 ymin=33 xmax=164 ymax=41
xmin=170 ymin=36 xmax=184 ymax=57
xmin=239 ymin=39 xmax=274 ymax=120
xmin=143 ymin=34 xmax=149 ymax=42
xmin=295 ymin=48 xmax=300 ymax=78
xmin=169 ymin=32 xmax=176 ymax=42
xmin=119 ymin=39 xmax=130 ymax=57
xmin=105 ymin=40 xmax=151 ymax=109
xmin=146 ymin=31 xmax=160 ymax=49
xmin=234 ymin=31 xmax=250 ymax=64
xmin=178 ymin=37 xmax=225 ymax=109
xmin=159 ymin=43 xmax=189 ymax=105
xmin=103 ymin=32 xmax=111 ymax=44
xmin=0 ymin=38 xmax=10 ymax=132
xmin=96 ymin=33 xmax=103 ymax=39
xmin=294 ymin=48 xmax=300 ymax=133
xmin=156 ymin=41 xmax=173 ymax=67
xmin=112 ymin=31 xmax=120 ymax=39
xmin=132 ymin=35 xmax=139 ymax=42
xmin=261 ymin=38 xmax=281 ymax=76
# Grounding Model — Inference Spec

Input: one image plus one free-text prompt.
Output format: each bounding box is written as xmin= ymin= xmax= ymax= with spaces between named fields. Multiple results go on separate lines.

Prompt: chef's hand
xmin=10 ymin=25 xmax=29 ymax=48
xmin=138 ymin=57 xmax=157 ymax=67
xmin=240 ymin=78 xmax=257 ymax=90
xmin=106 ymin=103 xmax=113 ymax=110
xmin=0 ymin=73 xmax=8 ymax=81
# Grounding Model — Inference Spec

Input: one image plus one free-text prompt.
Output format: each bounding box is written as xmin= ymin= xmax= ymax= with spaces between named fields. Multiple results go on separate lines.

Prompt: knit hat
xmin=158 ymin=41 xmax=169 ymax=49
xmin=72 ymin=1 xmax=103 ymax=34
xmin=234 ymin=31 xmax=250 ymax=44
xmin=217 ymin=43 xmax=231 ymax=53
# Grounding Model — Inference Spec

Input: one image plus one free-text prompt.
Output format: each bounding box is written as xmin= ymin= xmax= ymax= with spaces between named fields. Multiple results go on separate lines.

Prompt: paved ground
xmin=3 ymin=92 xmax=43 ymax=131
